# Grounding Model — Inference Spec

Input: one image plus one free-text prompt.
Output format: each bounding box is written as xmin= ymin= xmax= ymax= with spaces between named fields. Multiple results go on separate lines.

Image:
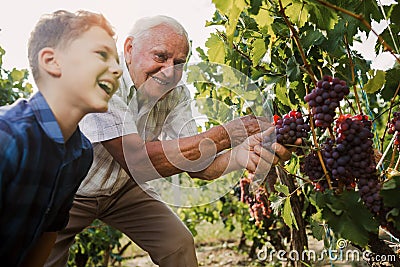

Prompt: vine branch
xmin=315 ymin=0 xmax=400 ymax=65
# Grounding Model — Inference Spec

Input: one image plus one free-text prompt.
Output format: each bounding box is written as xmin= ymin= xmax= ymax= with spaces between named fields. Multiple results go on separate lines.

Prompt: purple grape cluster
xmin=358 ymin=174 xmax=382 ymax=214
xmin=301 ymin=151 xmax=329 ymax=191
xmin=387 ymin=111 xmax=400 ymax=150
xmin=304 ymin=75 xmax=350 ymax=128
xmin=261 ymin=111 xmax=310 ymax=150
xmin=300 ymin=114 xmax=383 ymax=214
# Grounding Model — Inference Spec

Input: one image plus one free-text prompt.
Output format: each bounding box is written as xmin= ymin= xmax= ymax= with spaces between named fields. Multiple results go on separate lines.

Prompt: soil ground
xmin=120 ymin=220 xmax=375 ymax=267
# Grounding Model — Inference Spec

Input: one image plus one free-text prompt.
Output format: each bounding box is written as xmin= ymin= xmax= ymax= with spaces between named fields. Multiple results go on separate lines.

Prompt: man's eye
xmin=155 ymin=54 xmax=167 ymax=61
xmin=174 ymin=64 xmax=184 ymax=70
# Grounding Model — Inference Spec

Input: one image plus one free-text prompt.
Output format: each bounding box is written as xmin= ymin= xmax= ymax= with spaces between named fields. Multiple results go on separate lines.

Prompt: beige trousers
xmin=44 ymin=179 xmax=198 ymax=267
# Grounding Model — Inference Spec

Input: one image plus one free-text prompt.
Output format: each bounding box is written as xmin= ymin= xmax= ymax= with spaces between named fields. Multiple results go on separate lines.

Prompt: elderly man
xmin=45 ymin=15 xmax=293 ymax=267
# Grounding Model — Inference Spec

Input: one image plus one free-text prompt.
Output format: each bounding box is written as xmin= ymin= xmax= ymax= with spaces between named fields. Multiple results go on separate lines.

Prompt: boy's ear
xmin=124 ymin=36 xmax=134 ymax=65
xmin=38 ymin=47 xmax=61 ymax=77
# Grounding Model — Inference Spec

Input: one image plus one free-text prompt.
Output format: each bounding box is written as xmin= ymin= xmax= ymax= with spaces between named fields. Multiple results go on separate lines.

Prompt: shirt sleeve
xmin=0 ymin=121 xmax=19 ymax=212
xmin=79 ymin=94 xmax=138 ymax=143
xmin=162 ymin=86 xmax=198 ymax=139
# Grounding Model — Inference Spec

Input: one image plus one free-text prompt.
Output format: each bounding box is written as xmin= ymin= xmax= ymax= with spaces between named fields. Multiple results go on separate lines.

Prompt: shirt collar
xmin=121 ymin=54 xmax=135 ymax=93
xmin=29 ymin=91 xmax=65 ymax=144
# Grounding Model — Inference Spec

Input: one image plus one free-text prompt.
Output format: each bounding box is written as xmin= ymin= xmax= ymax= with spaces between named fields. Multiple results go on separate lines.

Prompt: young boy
xmin=0 ymin=10 xmax=122 ymax=266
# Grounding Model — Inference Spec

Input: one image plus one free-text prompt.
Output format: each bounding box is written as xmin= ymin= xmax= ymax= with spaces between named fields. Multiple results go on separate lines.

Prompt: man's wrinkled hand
xmin=223 ymin=114 xmax=271 ymax=147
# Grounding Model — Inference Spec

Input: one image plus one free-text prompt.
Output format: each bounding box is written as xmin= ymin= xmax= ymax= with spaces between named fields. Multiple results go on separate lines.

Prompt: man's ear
xmin=38 ymin=47 xmax=61 ymax=77
xmin=124 ymin=36 xmax=134 ymax=65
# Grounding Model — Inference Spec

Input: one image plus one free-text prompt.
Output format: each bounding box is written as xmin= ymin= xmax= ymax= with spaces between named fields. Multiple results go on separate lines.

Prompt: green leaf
xmin=363 ymin=70 xmax=386 ymax=94
xmin=314 ymin=190 xmax=379 ymax=246
xmin=310 ymin=212 xmax=324 ymax=241
xmin=205 ymin=33 xmax=226 ymax=63
xmin=275 ymin=79 xmax=296 ymax=109
xmin=286 ymin=56 xmax=300 ymax=82
xmin=283 ymin=197 xmax=298 ymax=229
xmin=251 ymin=38 xmax=266 ymax=66
xmin=300 ymin=27 xmax=325 ymax=50
xmin=275 ymin=183 xmax=289 ymax=196
xmin=381 ymin=176 xmax=400 ymax=207
xmin=381 ymin=67 xmax=400 ymax=102
xmin=307 ymin=2 xmax=339 ymax=31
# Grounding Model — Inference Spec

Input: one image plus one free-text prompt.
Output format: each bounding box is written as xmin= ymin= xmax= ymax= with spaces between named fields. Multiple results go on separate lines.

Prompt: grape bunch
xmin=301 ymin=151 xmax=329 ymax=191
xmin=238 ymin=175 xmax=272 ymax=227
xmin=323 ymin=115 xmax=375 ymax=188
xmin=387 ymin=111 xmax=400 ymax=151
xmin=358 ymin=174 xmax=382 ymax=214
xmin=304 ymin=75 xmax=350 ymax=128
xmin=261 ymin=110 xmax=310 ymax=151
xmin=249 ymin=188 xmax=271 ymax=227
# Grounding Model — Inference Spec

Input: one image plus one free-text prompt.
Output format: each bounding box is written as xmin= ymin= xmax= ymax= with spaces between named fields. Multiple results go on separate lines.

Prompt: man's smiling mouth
xmin=151 ymin=76 xmax=169 ymax=85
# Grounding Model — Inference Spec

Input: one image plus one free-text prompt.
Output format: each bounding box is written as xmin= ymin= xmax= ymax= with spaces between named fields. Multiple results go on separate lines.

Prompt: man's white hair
xmin=128 ymin=15 xmax=189 ymax=44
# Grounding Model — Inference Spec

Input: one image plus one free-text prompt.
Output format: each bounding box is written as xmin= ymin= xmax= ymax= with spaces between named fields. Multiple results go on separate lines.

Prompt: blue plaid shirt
xmin=0 ymin=92 xmax=93 ymax=266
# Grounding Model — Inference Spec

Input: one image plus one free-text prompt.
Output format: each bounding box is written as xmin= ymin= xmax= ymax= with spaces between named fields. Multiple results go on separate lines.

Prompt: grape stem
xmin=395 ymin=154 xmax=400 ymax=171
xmin=376 ymin=131 xmax=397 ymax=170
xmin=344 ymin=33 xmax=362 ymax=114
xmin=379 ymin=82 xmax=400 ymax=152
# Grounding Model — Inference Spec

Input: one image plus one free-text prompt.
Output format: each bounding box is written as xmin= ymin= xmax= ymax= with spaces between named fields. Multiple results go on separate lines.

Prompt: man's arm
xmin=102 ymin=115 xmax=268 ymax=181
xmin=187 ymin=137 xmax=298 ymax=180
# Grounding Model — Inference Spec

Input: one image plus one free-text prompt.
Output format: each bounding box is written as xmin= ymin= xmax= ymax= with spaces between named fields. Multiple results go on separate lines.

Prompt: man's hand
xmin=231 ymin=128 xmax=275 ymax=175
xmin=232 ymin=129 xmax=302 ymax=175
xmin=223 ymin=114 xmax=271 ymax=147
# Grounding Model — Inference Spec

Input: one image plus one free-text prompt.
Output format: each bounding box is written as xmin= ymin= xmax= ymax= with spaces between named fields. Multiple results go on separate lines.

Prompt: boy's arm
xmin=20 ymin=232 xmax=57 ymax=267
xmin=0 ymin=124 xmax=19 ymax=212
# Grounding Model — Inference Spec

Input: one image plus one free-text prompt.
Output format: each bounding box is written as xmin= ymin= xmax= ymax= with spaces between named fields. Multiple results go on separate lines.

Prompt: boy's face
xmin=56 ymin=26 xmax=122 ymax=113
xmin=125 ymin=25 xmax=188 ymax=100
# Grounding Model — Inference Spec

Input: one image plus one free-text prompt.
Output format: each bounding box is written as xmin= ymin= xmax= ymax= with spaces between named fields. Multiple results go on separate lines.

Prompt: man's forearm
xmin=187 ymin=149 xmax=238 ymax=180
xmin=103 ymin=124 xmax=231 ymax=181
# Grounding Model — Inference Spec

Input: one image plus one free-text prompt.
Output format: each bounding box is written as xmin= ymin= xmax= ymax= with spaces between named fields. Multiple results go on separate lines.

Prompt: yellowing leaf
xmin=10 ymin=69 xmax=25 ymax=82
xmin=205 ymin=33 xmax=226 ymax=63
xmin=285 ymin=2 xmax=309 ymax=28
xmin=213 ymin=0 xmax=247 ymax=45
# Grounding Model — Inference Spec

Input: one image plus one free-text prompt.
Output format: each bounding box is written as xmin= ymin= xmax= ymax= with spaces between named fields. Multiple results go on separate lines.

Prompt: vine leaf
xmin=363 ymin=70 xmax=386 ymax=94
xmin=251 ymin=38 xmax=266 ymax=66
xmin=307 ymin=1 xmax=339 ymax=31
xmin=310 ymin=212 xmax=324 ymax=241
xmin=283 ymin=197 xmax=299 ymax=230
xmin=213 ymin=0 xmax=247 ymax=44
xmin=275 ymin=183 xmax=289 ymax=196
xmin=381 ymin=174 xmax=400 ymax=231
xmin=205 ymin=33 xmax=226 ymax=63
xmin=314 ymin=190 xmax=378 ymax=247
xmin=282 ymin=0 xmax=309 ymax=28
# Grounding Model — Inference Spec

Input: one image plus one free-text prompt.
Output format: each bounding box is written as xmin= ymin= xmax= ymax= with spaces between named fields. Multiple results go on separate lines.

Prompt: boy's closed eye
xmin=96 ymin=50 xmax=108 ymax=60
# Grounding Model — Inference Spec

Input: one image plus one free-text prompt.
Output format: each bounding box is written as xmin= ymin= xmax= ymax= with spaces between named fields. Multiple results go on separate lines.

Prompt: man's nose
xmin=160 ymin=60 xmax=175 ymax=78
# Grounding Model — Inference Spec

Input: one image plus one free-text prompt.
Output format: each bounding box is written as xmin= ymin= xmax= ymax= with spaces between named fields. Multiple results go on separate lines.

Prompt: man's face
xmin=124 ymin=24 xmax=189 ymax=99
